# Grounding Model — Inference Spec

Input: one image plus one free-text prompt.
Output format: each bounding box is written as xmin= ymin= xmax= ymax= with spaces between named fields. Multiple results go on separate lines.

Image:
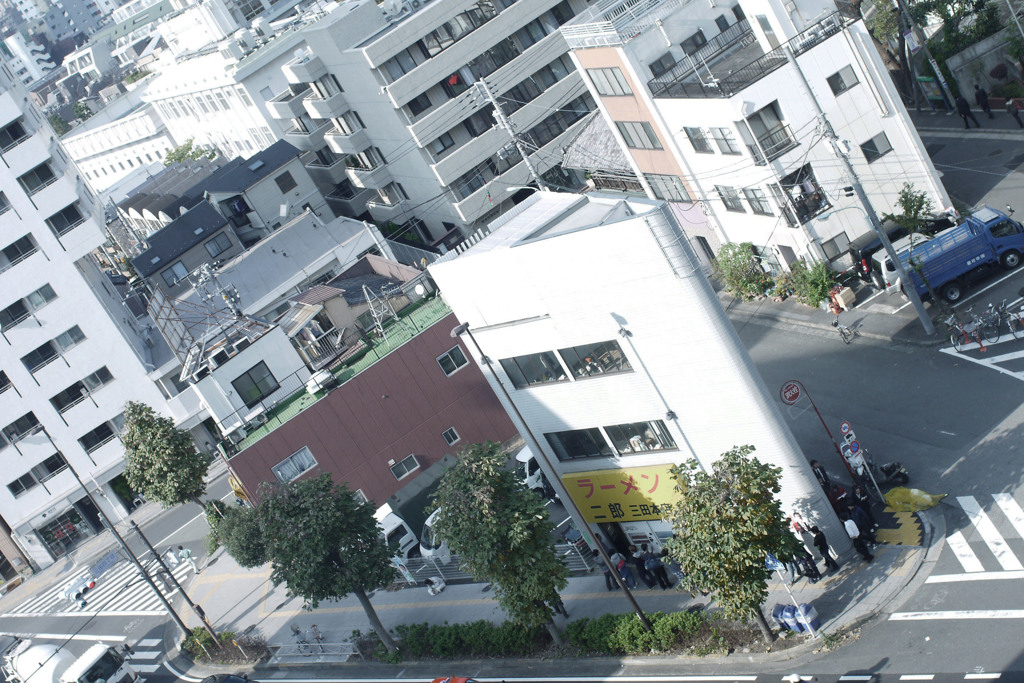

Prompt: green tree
xmin=73 ymin=101 xmax=92 ymax=121
xmin=430 ymin=442 xmax=569 ymax=641
xmin=163 ymin=138 xmax=218 ymax=166
xmin=713 ymin=242 xmax=774 ymax=300
xmin=48 ymin=113 xmax=70 ymax=135
xmin=217 ymin=504 xmax=267 ymax=568
xmin=122 ymin=401 xmax=210 ymax=508
xmin=787 ymin=259 xmax=837 ymax=307
xmin=664 ymin=445 xmax=801 ymax=643
xmin=258 ymin=474 xmax=398 ymax=652
xmin=886 ymin=182 xmax=934 ymax=234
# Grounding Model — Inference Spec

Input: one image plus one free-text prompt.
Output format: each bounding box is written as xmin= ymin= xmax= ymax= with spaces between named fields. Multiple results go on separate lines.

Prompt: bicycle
xmin=945 ymin=307 xmax=988 ymax=352
xmin=832 ymin=314 xmax=854 ymax=344
xmin=310 ymin=623 xmax=325 ymax=653
xmin=290 ymin=623 xmax=312 ymax=656
xmin=988 ymin=299 xmax=1022 ymax=340
xmin=978 ymin=303 xmax=1002 ymax=344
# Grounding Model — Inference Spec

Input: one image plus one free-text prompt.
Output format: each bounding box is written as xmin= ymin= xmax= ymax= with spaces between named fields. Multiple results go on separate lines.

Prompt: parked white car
xmin=419 ymin=508 xmax=451 ymax=564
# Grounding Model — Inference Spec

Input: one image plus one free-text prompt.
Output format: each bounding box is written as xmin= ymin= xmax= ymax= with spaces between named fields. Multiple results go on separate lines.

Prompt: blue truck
xmin=880 ymin=206 xmax=1024 ymax=303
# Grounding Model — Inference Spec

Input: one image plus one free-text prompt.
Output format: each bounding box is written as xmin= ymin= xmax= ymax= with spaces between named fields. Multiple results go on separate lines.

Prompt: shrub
xmin=788 ymin=259 xmax=837 ymax=307
xmin=713 ymin=243 xmax=774 ymax=300
xmin=568 ymin=611 xmax=710 ymax=655
xmin=392 ymin=620 xmax=544 ymax=659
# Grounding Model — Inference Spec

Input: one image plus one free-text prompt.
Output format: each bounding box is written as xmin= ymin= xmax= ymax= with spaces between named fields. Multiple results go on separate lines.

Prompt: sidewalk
xmin=906 ymin=104 xmax=1024 ymax=136
xmin=166 ymin=508 xmax=942 ymax=677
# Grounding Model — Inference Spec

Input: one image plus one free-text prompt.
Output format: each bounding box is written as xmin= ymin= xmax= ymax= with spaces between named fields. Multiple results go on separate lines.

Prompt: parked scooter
xmin=854 ymin=449 xmax=909 ymax=491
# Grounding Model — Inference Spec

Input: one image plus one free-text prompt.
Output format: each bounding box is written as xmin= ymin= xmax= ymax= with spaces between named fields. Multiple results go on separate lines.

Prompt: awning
xmin=278 ymin=304 xmax=323 ymax=338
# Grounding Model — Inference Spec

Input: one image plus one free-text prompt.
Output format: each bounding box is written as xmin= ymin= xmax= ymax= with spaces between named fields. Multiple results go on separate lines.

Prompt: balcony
xmin=8 ymin=132 xmax=55 ymax=179
xmin=305 ymin=156 xmax=349 ymax=185
xmin=266 ymin=86 xmax=311 ymax=120
xmin=325 ymin=184 xmax=374 ymax=215
xmin=755 ymin=124 xmax=799 ymax=162
xmin=283 ymin=53 xmax=326 ymax=85
xmin=647 ymin=10 xmax=855 ymax=99
xmin=283 ymin=119 xmax=332 ymax=152
xmin=325 ymin=126 xmax=370 ymax=156
xmin=303 ymin=91 xmax=348 ymax=120
xmin=367 ymin=197 xmax=409 ymax=221
xmin=346 ymin=160 xmax=392 ymax=190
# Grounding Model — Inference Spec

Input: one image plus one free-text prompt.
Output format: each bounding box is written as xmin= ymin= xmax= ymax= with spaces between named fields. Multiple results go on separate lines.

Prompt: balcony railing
xmin=756 ymin=124 xmax=798 ymax=161
xmin=647 ymin=19 xmax=752 ymax=97
xmin=0 ymin=246 xmax=38 ymax=276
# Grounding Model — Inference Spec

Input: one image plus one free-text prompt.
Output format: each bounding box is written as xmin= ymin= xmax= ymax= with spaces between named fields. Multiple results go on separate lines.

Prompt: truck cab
xmin=374 ymin=504 xmax=418 ymax=559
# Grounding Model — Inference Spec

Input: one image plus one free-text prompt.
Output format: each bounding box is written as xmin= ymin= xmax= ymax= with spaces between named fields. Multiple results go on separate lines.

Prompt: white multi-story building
xmin=261 ymin=0 xmax=595 ymax=245
xmin=430 ymin=191 xmax=850 ymax=554
xmin=561 ymin=0 xmax=950 ymax=271
xmin=0 ymin=32 xmax=55 ymax=86
xmin=0 ymin=60 xmax=169 ymax=569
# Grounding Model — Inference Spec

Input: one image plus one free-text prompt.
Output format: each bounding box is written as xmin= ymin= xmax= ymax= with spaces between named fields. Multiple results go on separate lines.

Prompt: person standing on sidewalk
xmin=811 ymin=526 xmax=840 ymax=573
xmin=975 ymin=84 xmax=995 ymax=119
xmin=957 ymin=95 xmax=981 ymax=128
xmin=844 ymin=515 xmax=874 ymax=562
xmin=594 ymin=549 xmax=619 ymax=591
xmin=640 ymin=544 xmax=673 ymax=589
xmin=1008 ymin=99 xmax=1024 ymax=128
xmin=852 ymin=485 xmax=877 ymax=529
xmin=177 ymin=545 xmax=199 ymax=574
xmin=629 ymin=544 xmax=656 ymax=589
xmin=809 ymin=460 xmax=830 ymax=490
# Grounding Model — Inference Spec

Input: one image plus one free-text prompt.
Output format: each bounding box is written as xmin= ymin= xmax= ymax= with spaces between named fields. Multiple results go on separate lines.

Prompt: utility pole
xmin=130 ymin=521 xmax=219 ymax=644
xmin=474 ymin=80 xmax=548 ymax=190
xmin=785 ymin=47 xmax=935 ymax=336
xmin=894 ymin=0 xmax=956 ymax=111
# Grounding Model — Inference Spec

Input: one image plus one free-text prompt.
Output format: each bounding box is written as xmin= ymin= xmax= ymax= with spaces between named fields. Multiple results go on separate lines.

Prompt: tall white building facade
xmin=0 ymin=61 xmax=168 ymax=569
xmin=0 ymin=32 xmax=55 ymax=86
xmin=562 ymin=0 xmax=950 ymax=271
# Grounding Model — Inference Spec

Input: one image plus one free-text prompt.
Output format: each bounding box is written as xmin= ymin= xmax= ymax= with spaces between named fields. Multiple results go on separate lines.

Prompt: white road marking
xmin=0 ymin=632 xmax=126 ymax=642
xmin=958 ymin=496 xmax=1024 ymax=570
xmin=953 ymin=268 xmax=1024 ymax=306
xmin=893 ymin=299 xmax=913 ymax=313
xmin=891 ymin=610 xmax=1024 ymax=619
xmin=137 ymin=638 xmax=161 ymax=646
xmin=939 ymin=347 xmax=1021 ymax=379
xmin=946 ymin=530 xmax=985 ymax=572
xmin=927 ymin=570 xmax=1024 ymax=583
xmin=939 ymin=430 xmax=957 ymax=435
xmin=900 ymin=676 xmax=934 ymax=681
xmin=132 ymin=664 xmax=161 ymax=673
xmin=993 ymin=493 xmax=1024 ymax=538
xmin=964 ymin=674 xmax=1001 ymax=679
xmin=129 ymin=651 xmax=161 ymax=659
xmin=838 ymin=677 xmax=873 ymax=681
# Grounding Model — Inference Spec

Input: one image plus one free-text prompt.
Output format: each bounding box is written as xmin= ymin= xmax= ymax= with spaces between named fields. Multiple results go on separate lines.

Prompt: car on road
xmin=59 ymin=576 xmax=95 ymax=602
xmin=847 ymin=214 xmax=955 ymax=287
xmin=201 ymin=675 xmax=252 ymax=683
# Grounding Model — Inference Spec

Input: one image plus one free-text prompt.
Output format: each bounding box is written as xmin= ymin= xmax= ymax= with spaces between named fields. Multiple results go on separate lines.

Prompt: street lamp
xmin=451 ymin=322 xmax=653 ymax=631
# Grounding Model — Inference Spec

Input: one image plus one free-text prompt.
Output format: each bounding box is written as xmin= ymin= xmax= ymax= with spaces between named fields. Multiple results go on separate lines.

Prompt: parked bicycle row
xmin=945 ymin=290 xmax=1024 ymax=352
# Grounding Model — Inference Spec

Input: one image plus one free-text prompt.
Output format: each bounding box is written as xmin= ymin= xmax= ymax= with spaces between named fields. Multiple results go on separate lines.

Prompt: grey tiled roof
xmin=131 ymin=201 xmax=229 ymax=277
xmin=200 ymin=140 xmax=301 ymax=194
xmin=561 ymin=112 xmax=635 ymax=173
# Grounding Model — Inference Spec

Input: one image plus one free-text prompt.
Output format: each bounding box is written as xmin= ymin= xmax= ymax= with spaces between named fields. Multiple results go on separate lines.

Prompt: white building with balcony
xmin=0 ymin=60 xmax=170 ymax=569
xmin=1 ymin=33 xmax=55 ymax=87
xmin=561 ymin=0 xmax=949 ymax=271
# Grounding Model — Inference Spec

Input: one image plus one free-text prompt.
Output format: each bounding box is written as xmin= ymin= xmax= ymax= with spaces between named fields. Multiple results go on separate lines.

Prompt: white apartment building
xmin=0 ymin=33 xmax=55 ymax=86
xmin=261 ymin=0 xmax=595 ymax=246
xmin=429 ymin=191 xmax=850 ymax=554
xmin=0 ymin=61 xmax=169 ymax=569
xmin=561 ymin=0 xmax=950 ymax=271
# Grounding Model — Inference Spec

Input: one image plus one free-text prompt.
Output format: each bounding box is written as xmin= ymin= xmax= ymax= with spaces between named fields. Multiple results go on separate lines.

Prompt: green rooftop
xmin=233 ymin=295 xmax=452 ymax=451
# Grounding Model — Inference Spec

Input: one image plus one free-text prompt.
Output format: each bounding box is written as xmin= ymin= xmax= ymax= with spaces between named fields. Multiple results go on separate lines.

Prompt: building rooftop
xmin=561 ymin=111 xmax=634 ymax=172
xmin=132 ymin=201 xmax=229 ymax=276
xmin=118 ymin=157 xmax=228 ymax=215
xmin=200 ymin=140 xmax=301 ymax=194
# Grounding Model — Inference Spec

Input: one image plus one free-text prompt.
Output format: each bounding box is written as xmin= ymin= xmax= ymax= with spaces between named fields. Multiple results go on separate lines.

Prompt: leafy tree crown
xmin=121 ymin=401 xmax=209 ymax=507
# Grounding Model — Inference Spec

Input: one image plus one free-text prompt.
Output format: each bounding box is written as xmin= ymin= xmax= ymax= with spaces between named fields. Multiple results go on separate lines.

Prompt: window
xmin=615 ymin=121 xmax=663 ymax=150
xmin=161 ymin=261 xmax=188 ymax=288
xmin=714 ymin=14 xmax=730 ymax=31
xmin=429 ymin=132 xmax=455 ymax=156
xmin=860 ymin=132 xmax=892 ymax=163
xmin=0 ymin=119 xmax=27 ymax=151
xmin=274 ymin=171 xmax=297 ymax=193
xmin=684 ymin=127 xmax=713 ymax=154
xmin=648 ymin=52 xmax=677 ymax=77
xmin=54 ymin=325 xmax=85 ymax=352
xmin=7 ymin=473 xmax=36 ymax=498
xmin=587 ymin=67 xmax=632 ymax=96
xmin=716 ymin=185 xmax=745 ymax=212
xmin=232 ymin=361 xmax=280 ymax=408
xmin=390 ymin=454 xmax=420 ymax=480
xmin=742 ymin=187 xmax=773 ymax=215
xmin=680 ymin=29 xmax=707 ymax=55
xmin=22 ymin=342 xmax=57 ymax=373
xmin=352 ymin=489 xmax=368 ymax=504
xmin=821 ymin=232 xmax=850 ymax=259
xmin=32 ymin=453 xmax=67 ymax=482
xmin=18 ymin=163 xmax=56 ymax=195
xmin=645 ymin=174 xmax=692 ymax=202
xmin=436 ymin=345 xmax=468 ymax=375
xmin=26 ymin=284 xmax=56 ymax=311
xmin=204 ymin=232 xmax=231 ymax=258
xmin=710 ymin=127 xmax=741 ymax=154
xmin=605 ymin=420 xmax=677 ymax=454
xmin=46 ymin=204 xmax=84 ymax=236
xmin=272 ymin=446 xmax=317 ymax=482
xmin=545 ymin=428 xmax=613 ymax=461
xmin=499 ymin=351 xmax=567 ymax=388
xmin=442 ymin=427 xmax=460 ymax=446
xmin=990 ymin=219 xmax=1023 ymax=239
xmin=558 ymin=340 xmax=632 ymax=378
xmin=826 ymin=65 xmax=859 ymax=96
xmin=408 ymin=92 xmax=431 ymax=117
xmin=3 ymin=412 xmax=39 ymax=443
xmin=0 ymin=371 xmax=11 ymax=395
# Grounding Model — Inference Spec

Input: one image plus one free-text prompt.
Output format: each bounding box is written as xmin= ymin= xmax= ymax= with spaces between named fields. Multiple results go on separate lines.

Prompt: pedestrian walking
xmin=847 ymin=503 xmax=877 ymax=545
xmin=177 ymin=545 xmax=199 ymax=574
xmin=975 ymin=84 xmax=994 ymax=119
xmin=852 ymin=485 xmax=877 ymax=529
xmin=1007 ymin=99 xmax=1024 ymax=128
xmin=611 ymin=550 xmax=637 ymax=588
xmin=811 ymin=525 xmax=840 ymax=573
xmin=844 ymin=515 xmax=874 ymax=562
xmin=956 ymin=95 xmax=981 ymax=128
xmin=641 ymin=543 xmax=673 ymax=589
xmin=594 ymin=549 xmax=619 ymax=591
xmin=629 ymin=544 xmax=656 ymax=589
xmin=809 ymin=460 xmax=830 ymax=490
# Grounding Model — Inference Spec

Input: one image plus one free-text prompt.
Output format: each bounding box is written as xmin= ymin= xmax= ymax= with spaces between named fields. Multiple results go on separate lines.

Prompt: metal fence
xmin=268 ymin=642 xmax=359 ymax=664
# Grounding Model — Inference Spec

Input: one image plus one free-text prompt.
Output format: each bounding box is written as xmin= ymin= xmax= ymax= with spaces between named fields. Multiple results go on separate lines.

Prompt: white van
xmin=419 ymin=508 xmax=452 ymax=564
xmin=871 ymin=233 xmax=933 ymax=293
xmin=374 ymin=504 xmax=418 ymax=559
xmin=515 ymin=445 xmax=556 ymax=499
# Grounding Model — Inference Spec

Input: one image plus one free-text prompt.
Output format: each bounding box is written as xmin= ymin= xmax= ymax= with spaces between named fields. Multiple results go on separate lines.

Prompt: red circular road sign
xmin=840 ymin=421 xmax=851 ymax=434
xmin=780 ymin=381 xmax=802 ymax=405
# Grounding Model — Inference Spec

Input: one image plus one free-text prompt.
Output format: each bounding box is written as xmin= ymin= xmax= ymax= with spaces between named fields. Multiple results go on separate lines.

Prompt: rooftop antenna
xmin=363 ymin=283 xmax=409 ymax=347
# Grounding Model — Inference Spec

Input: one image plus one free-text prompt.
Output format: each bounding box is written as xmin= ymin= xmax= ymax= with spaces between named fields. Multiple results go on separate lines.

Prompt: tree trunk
xmin=754 ymin=608 xmax=776 ymax=644
xmin=544 ymin=620 xmax=563 ymax=645
xmin=352 ymin=585 xmax=397 ymax=653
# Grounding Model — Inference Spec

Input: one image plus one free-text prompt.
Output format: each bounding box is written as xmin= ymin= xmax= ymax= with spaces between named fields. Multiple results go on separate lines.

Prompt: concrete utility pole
xmin=474 ymin=80 xmax=549 ymax=191
xmin=784 ymin=47 xmax=935 ymax=335
xmin=894 ymin=0 xmax=956 ymax=110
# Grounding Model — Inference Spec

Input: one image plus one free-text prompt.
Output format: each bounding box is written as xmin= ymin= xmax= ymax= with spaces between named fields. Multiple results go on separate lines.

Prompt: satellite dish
xmin=414 ymin=284 xmax=425 ymax=296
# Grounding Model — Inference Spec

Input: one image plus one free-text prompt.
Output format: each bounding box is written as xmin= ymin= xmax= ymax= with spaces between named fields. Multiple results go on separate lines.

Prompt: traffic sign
xmin=849 ymin=440 xmax=860 ymax=453
xmin=840 ymin=421 xmax=851 ymax=435
xmin=765 ymin=552 xmax=785 ymax=572
xmin=780 ymin=381 xmax=802 ymax=405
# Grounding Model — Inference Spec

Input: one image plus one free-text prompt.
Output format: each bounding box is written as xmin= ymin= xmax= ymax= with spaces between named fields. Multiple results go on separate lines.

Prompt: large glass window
xmin=716 ymin=185 xmax=745 ymax=212
xmin=499 ymin=351 xmax=566 ymax=388
xmin=436 ymin=346 xmax=468 ymax=376
xmin=46 ymin=204 xmax=84 ymax=236
xmin=232 ymin=361 xmax=280 ymax=408
xmin=390 ymin=454 xmax=420 ymax=480
xmin=558 ymin=340 xmax=631 ymax=378
xmin=615 ymin=121 xmax=662 ymax=150
xmin=7 ymin=473 xmax=36 ymax=497
xmin=605 ymin=420 xmax=676 ymax=454
xmin=684 ymin=127 xmax=713 ymax=154
xmin=826 ymin=65 xmax=859 ymax=96
xmin=272 ymin=446 xmax=317 ymax=482
xmin=204 ymin=233 xmax=231 ymax=258
xmin=545 ymin=428 xmax=613 ymax=461
xmin=587 ymin=67 xmax=632 ymax=96
xmin=3 ymin=412 xmax=39 ymax=443
xmin=742 ymin=187 xmax=773 ymax=215
xmin=710 ymin=127 xmax=741 ymax=154
xmin=161 ymin=261 xmax=188 ymax=288
xmin=79 ymin=422 xmax=115 ymax=453
xmin=32 ymin=453 xmax=68 ymax=482
xmin=645 ymin=174 xmax=691 ymax=202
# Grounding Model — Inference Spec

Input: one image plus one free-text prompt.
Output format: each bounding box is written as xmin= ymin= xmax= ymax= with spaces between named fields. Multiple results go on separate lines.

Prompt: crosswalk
xmin=7 ymin=559 xmax=194 ymax=618
xmin=934 ymin=494 xmax=1024 ymax=577
xmin=128 ymin=638 xmax=166 ymax=674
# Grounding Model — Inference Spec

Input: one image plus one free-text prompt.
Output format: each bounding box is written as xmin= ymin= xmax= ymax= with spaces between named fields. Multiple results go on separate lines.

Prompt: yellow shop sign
xmin=561 ymin=464 xmax=679 ymax=523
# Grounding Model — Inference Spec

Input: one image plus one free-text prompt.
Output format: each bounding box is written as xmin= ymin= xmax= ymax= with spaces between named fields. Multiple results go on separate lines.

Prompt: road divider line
xmin=946 ymin=530 xmax=985 ymax=572
xmin=958 ymin=496 xmax=1024 ymax=570
xmin=838 ymin=677 xmax=874 ymax=681
xmin=891 ymin=610 xmax=1024 ymax=619
xmin=927 ymin=570 xmax=1024 ymax=583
